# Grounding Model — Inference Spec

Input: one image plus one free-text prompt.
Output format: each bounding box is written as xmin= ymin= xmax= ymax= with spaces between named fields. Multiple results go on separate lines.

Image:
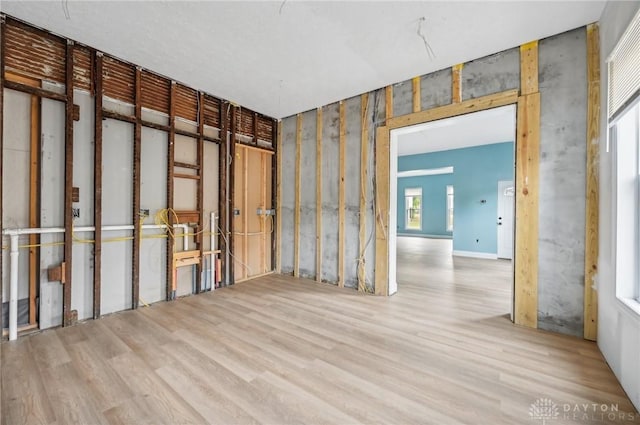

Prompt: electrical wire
xmin=216 ymin=220 xmax=252 ymax=275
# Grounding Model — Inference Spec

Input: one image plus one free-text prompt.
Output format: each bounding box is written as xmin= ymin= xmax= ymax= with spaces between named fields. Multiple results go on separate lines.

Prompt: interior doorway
xmin=389 ymin=105 xmax=516 ymax=319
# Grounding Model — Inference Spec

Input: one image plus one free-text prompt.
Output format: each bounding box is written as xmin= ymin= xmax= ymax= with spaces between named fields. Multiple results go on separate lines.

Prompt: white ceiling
xmin=395 ymin=104 xmax=516 ymax=156
xmin=0 ymin=1 xmax=605 ymax=119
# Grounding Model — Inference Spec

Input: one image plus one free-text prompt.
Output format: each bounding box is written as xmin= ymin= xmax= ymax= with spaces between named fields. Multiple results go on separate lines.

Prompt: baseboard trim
xmin=397 ymin=233 xmax=452 ymax=239
xmin=452 ymin=250 xmax=498 ymax=260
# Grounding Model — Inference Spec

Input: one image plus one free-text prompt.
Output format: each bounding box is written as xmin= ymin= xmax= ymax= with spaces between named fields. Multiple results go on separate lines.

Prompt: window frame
xmin=610 ymin=98 xmax=640 ymax=315
xmin=404 ymin=187 xmax=422 ymax=231
xmin=446 ymin=185 xmax=454 ymax=232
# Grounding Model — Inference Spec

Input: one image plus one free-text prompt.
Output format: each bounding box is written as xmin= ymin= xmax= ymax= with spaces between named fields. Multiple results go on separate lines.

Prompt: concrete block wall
xmin=280 ymin=27 xmax=589 ymax=337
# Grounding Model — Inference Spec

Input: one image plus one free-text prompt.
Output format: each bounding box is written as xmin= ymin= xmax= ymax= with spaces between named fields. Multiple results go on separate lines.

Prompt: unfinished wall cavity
xmin=0 ymin=15 xmax=277 ymax=337
xmin=278 ymin=27 xmax=590 ymax=338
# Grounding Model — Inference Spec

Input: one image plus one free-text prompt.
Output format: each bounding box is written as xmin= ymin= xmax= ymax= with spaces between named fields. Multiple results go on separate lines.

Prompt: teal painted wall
xmin=397 ymin=174 xmax=453 ymax=237
xmin=397 ymin=141 xmax=514 ymax=254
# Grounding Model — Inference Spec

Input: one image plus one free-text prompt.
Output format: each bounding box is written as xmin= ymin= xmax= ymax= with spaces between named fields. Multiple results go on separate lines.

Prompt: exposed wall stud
xmin=196 ymin=92 xmax=205 ymax=293
xmin=412 ymin=77 xmax=421 ymax=113
xmin=0 ymin=16 xmax=5 ymax=334
xmin=132 ymin=67 xmax=142 ymax=310
xmin=219 ymin=102 xmax=229 ymax=284
xmin=316 ymin=108 xmax=323 ymax=283
xmin=166 ymin=81 xmax=176 ymax=300
xmin=63 ymin=40 xmax=75 ymax=326
xmin=358 ymin=93 xmax=369 ymax=292
xmin=452 ymin=63 xmax=463 ymax=103
xmin=338 ymin=101 xmax=346 ymax=288
xmin=229 ymin=106 xmax=236 ymax=284
xmin=514 ymin=93 xmax=540 ymax=328
xmin=584 ymin=24 xmax=600 ymax=341
xmin=93 ymin=53 xmax=103 ymax=319
xmin=276 ymin=119 xmax=282 ymax=273
xmin=294 ymin=113 xmax=302 ymax=277
xmin=374 ymin=126 xmax=390 ymax=296
xmin=385 ymin=85 xmax=393 ymax=123
xmin=520 ymin=41 xmax=539 ymax=96
xmin=29 ymin=94 xmax=40 ymax=324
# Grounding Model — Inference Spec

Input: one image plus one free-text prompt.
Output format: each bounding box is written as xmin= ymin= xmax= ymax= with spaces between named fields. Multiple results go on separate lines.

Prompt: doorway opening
xmin=390 ymin=105 xmax=516 ymax=319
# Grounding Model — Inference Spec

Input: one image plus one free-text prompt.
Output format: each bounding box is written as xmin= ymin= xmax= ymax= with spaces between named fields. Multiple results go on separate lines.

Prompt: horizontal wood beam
xmin=4 ymin=80 xmax=67 ymax=102
xmin=387 ymin=89 xmax=519 ymax=130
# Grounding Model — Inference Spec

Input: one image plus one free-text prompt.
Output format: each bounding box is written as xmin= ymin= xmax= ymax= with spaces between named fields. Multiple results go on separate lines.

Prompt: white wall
xmin=598 ymin=1 xmax=640 ymax=412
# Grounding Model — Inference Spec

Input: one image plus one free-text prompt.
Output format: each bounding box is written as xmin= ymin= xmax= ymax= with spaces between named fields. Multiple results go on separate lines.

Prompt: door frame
xmin=374 ymin=89 xmax=540 ymax=328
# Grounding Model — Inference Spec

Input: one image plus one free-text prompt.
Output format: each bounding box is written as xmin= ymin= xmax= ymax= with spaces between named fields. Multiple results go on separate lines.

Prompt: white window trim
xmin=404 ymin=188 xmax=422 ymax=231
xmin=446 ymin=185 xmax=454 ymax=232
xmin=610 ymin=98 xmax=640 ymax=317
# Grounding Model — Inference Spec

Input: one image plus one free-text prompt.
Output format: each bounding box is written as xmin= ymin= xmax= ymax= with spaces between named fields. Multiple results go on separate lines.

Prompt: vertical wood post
xmin=132 ymin=67 xmax=142 ymax=309
xmin=294 ymin=113 xmax=302 ymax=277
xmin=338 ymin=102 xmax=346 ymax=288
xmin=218 ymin=102 xmax=228 ymax=285
xmin=412 ymin=77 xmax=421 ymax=113
xmin=63 ymin=40 xmax=75 ymax=326
xmin=166 ymin=82 xmax=176 ymax=300
xmin=93 ymin=52 xmax=103 ymax=319
xmin=358 ymin=93 xmax=369 ymax=292
xmin=452 ymin=64 xmax=463 ymax=103
xmin=514 ymin=40 xmax=540 ymax=328
xmin=584 ymin=24 xmax=600 ymax=341
xmin=316 ymin=108 xmax=323 ymax=282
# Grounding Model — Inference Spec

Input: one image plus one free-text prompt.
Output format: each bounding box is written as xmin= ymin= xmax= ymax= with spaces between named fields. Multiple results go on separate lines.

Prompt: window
xmin=611 ymin=100 xmax=640 ymax=306
xmin=446 ymin=185 xmax=454 ymax=231
xmin=404 ymin=188 xmax=422 ymax=230
xmin=609 ymin=9 xmax=640 ymax=311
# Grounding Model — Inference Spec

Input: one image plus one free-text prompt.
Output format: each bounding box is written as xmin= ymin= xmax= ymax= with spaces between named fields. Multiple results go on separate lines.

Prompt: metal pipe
xmin=2 ymin=222 xmax=190 ymax=339
xmin=211 ymin=212 xmax=216 ymax=291
xmin=9 ymin=234 xmax=18 ymax=341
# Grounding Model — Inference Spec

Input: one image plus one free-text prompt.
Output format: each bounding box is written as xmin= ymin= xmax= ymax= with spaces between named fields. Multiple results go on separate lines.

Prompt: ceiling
xmin=395 ymin=105 xmax=516 ymax=156
xmin=1 ymin=1 xmax=605 ymax=119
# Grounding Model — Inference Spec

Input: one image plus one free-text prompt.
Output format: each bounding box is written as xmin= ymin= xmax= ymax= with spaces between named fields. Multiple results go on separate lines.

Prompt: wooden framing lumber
xmin=316 ymin=107 xmax=323 ymax=283
xmin=261 ymin=151 xmax=267 ymax=274
xmin=584 ymin=23 xmax=600 ymax=341
xmin=520 ymin=41 xmax=539 ymax=96
xmin=93 ymin=52 xmax=103 ymax=319
xmin=385 ymin=85 xmax=393 ymax=123
xmin=512 ymin=39 xmax=540 ymax=329
xmin=3 ymin=80 xmax=67 ymax=102
xmin=374 ymin=126 xmax=390 ymax=296
xmin=132 ymin=67 xmax=142 ymax=310
xmin=219 ymin=102 xmax=229 ymax=283
xmin=514 ymin=93 xmax=540 ymax=328
xmin=412 ymin=77 xmax=421 ymax=113
xmin=29 ymin=94 xmax=40 ymax=324
xmin=166 ymin=81 xmax=176 ymax=300
xmin=338 ymin=101 xmax=346 ymax=288
xmin=243 ymin=146 xmax=249 ymax=280
xmin=293 ymin=113 xmax=302 ymax=277
xmin=197 ymin=92 xmax=205 ymax=293
xmin=387 ymin=89 xmax=519 ymax=129
xmin=358 ymin=93 xmax=369 ymax=292
xmin=271 ymin=119 xmax=278 ymax=272
xmin=228 ymin=105 xmax=236 ymax=285
xmin=452 ymin=63 xmax=463 ymax=103
xmin=0 ymin=16 xmax=5 ymax=334
xmin=63 ymin=40 xmax=75 ymax=327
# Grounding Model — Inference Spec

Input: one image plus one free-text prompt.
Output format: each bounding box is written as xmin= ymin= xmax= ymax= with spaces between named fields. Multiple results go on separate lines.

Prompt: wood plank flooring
xmin=2 ymin=236 xmax=639 ymax=424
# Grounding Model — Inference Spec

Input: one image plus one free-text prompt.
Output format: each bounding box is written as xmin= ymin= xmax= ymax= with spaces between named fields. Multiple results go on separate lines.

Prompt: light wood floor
xmin=2 ymin=237 xmax=638 ymax=424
